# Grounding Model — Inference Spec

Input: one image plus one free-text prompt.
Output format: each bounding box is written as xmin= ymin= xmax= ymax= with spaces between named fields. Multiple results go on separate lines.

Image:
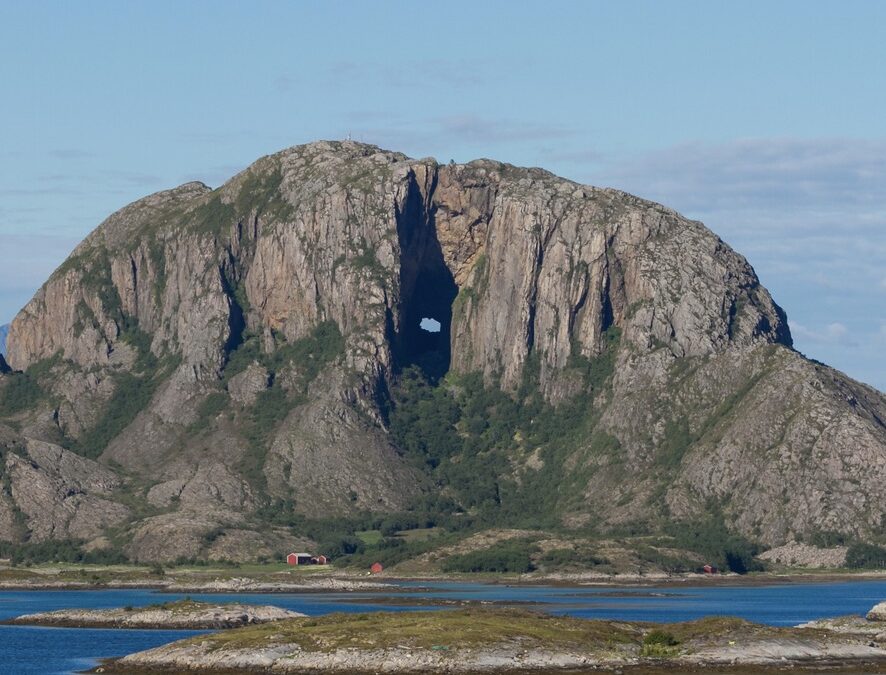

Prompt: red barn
xmin=702 ymin=564 xmax=718 ymax=574
xmin=311 ymin=555 xmax=328 ymax=565
xmin=287 ymin=552 xmax=313 ymax=566
xmin=370 ymin=562 xmax=384 ymax=574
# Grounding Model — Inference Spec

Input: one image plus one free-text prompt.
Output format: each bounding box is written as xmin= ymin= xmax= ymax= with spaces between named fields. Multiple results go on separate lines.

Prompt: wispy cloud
xmin=49 ymin=149 xmax=95 ymax=160
xmin=790 ymin=321 xmax=851 ymax=344
xmin=436 ymin=115 xmax=574 ymax=144
xmin=596 ymin=138 xmax=886 ymax=225
xmin=572 ymin=137 xmax=886 ymax=390
xmin=340 ymin=113 xmax=576 ymax=153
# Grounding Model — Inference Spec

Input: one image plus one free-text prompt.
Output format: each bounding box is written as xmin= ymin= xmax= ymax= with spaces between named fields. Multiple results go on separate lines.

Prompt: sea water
xmin=0 ymin=579 xmax=883 ymax=674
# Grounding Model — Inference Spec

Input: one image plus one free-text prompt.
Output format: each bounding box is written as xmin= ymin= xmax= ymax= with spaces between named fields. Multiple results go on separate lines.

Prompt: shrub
xmin=0 ymin=539 xmax=129 ymax=565
xmin=318 ymin=536 xmax=365 ymax=558
xmin=640 ymin=630 xmax=680 ymax=657
xmin=0 ymin=372 xmax=44 ymax=416
xmin=441 ymin=540 xmax=537 ymax=574
xmin=539 ymin=547 xmax=610 ymax=570
xmin=664 ymin=516 xmax=763 ymax=574
xmin=633 ymin=545 xmax=696 ymax=574
xmin=809 ymin=530 xmax=849 ymax=548
xmin=189 ymin=392 xmax=229 ymax=432
xmin=644 ymin=630 xmax=679 ymax=646
xmin=845 ymin=543 xmax=886 ymax=569
xmin=342 ymin=536 xmax=452 ymax=569
xmin=69 ymin=371 xmax=160 ymax=459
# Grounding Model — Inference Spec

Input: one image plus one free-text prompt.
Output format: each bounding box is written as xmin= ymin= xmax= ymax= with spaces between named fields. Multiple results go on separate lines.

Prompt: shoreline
xmin=89 ymin=660 xmax=886 ymax=675
xmin=83 ymin=607 xmax=886 ymax=674
xmin=1 ymin=568 xmax=884 ymax=593
xmin=2 ymin=599 xmax=303 ymax=630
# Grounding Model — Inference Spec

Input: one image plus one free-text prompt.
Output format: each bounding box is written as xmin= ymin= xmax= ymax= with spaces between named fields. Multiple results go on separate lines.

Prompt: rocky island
xmin=94 ymin=605 xmax=886 ymax=673
xmin=0 ymin=140 xmax=883 ymax=577
xmin=4 ymin=598 xmax=304 ymax=629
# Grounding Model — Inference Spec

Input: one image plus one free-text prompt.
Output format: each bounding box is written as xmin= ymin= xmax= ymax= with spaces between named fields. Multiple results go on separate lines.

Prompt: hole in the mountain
xmin=419 ymin=317 xmax=442 ymax=333
xmin=398 ymin=261 xmax=457 ymax=382
xmin=393 ymin=179 xmax=458 ymax=383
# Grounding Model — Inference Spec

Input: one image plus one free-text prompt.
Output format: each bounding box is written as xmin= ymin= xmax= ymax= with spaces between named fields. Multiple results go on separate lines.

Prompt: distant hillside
xmin=0 ymin=141 xmax=883 ymax=564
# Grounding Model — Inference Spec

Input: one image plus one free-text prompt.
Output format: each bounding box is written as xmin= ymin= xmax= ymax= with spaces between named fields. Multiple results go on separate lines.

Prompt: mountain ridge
xmin=0 ymin=140 xmax=883 ymax=564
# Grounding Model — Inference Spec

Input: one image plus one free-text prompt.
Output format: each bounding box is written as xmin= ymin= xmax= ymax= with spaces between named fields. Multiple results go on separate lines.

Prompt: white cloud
xmin=789 ymin=321 xmax=850 ymax=344
xmin=590 ymin=138 xmax=886 ymax=232
xmin=570 ymin=137 xmax=885 ymax=390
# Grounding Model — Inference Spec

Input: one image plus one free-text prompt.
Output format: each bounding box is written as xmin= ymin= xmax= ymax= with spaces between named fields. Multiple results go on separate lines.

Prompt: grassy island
xmin=97 ymin=607 xmax=886 ymax=673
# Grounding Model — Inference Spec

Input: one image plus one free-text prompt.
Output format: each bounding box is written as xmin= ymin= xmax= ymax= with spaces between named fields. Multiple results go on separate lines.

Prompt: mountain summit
xmin=1 ymin=141 xmax=883 ymax=562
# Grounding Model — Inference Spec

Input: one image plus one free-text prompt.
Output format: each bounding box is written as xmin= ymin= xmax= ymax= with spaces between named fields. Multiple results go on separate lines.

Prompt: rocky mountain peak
xmin=0 ymin=141 xmax=880 ymax=562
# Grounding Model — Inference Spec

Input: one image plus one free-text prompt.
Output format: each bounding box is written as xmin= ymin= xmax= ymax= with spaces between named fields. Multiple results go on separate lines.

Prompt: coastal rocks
xmin=798 ymin=601 xmax=886 ymax=643
xmin=104 ymin=608 xmax=886 ymax=673
xmin=685 ymin=639 xmax=886 ymax=666
xmin=165 ymin=576 xmax=391 ymax=593
xmin=868 ymin=601 xmax=886 ymax=621
xmin=5 ymin=600 xmax=304 ymax=629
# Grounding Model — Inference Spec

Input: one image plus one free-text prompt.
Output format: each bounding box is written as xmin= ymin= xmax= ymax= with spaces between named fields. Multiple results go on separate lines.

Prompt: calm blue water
xmin=0 ymin=579 xmax=883 ymax=674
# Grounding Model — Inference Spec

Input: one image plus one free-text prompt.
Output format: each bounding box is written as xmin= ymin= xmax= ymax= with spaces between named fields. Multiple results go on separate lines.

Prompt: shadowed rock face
xmin=0 ymin=141 xmax=883 ymax=560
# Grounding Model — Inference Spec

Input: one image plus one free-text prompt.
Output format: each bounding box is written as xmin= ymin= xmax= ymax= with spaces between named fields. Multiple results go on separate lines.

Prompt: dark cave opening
xmin=219 ymin=266 xmax=246 ymax=358
xmin=393 ymin=178 xmax=458 ymax=383
xmin=399 ymin=265 xmax=456 ymax=381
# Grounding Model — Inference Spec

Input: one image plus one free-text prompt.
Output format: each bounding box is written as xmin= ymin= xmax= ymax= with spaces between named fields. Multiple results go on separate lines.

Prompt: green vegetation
xmin=808 ymin=530 xmax=850 ymax=548
xmin=0 ymin=539 xmax=129 ymax=566
xmin=442 ymin=539 xmax=537 ymax=573
xmin=181 ymin=608 xmax=805 ymax=667
xmin=190 ymin=194 xmax=235 ymax=235
xmin=239 ymin=387 xmax=290 ymax=490
xmin=0 ymin=371 xmax=45 ymax=416
xmin=267 ymin=321 xmax=345 ymax=386
xmin=387 ymin=327 xmax=623 ymax=528
xmin=189 ymin=392 xmax=229 ymax=432
xmin=633 ymin=544 xmax=698 ymax=574
xmin=845 ymin=542 xmax=886 ymax=569
xmin=538 ymin=546 xmax=611 ymax=570
xmin=66 ymin=325 xmax=174 ymax=460
xmin=234 ymin=164 xmax=295 ymax=224
xmin=662 ymin=515 xmax=763 ymax=574
xmin=356 ymin=530 xmax=382 ymax=546
xmin=657 ymin=417 xmax=693 ymax=469
xmin=69 ymin=372 xmax=153 ymax=459
xmin=197 ymin=608 xmax=638 ymax=653
xmin=640 ymin=629 xmax=681 ymax=657
xmin=0 ymin=354 xmax=63 ymax=417
xmin=222 ymin=335 xmax=262 ymax=381
xmin=224 ymin=321 xmax=346 ymax=490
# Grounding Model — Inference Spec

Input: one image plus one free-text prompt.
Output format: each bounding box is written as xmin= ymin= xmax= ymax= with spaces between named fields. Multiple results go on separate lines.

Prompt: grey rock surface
xmin=0 ymin=141 xmax=883 ymax=560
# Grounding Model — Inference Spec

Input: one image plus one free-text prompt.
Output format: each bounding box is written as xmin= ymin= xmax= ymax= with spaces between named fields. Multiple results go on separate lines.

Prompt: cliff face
xmin=1 ymin=141 xmax=883 ymax=561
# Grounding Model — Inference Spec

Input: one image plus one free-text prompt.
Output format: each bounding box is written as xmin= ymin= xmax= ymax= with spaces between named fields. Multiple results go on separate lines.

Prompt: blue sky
xmin=1 ymin=1 xmax=884 ymax=389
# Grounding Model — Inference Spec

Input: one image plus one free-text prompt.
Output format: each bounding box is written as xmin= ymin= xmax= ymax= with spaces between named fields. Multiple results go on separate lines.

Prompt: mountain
xmin=0 ymin=324 xmax=7 ymax=356
xmin=1 ymin=141 xmax=883 ymax=563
